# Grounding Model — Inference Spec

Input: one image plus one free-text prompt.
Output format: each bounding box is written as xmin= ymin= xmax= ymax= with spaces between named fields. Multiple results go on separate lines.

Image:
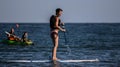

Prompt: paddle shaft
xmin=61 ymin=24 xmax=67 ymax=45
xmin=5 ymin=31 xmax=21 ymax=39
xmin=63 ymin=31 xmax=67 ymax=44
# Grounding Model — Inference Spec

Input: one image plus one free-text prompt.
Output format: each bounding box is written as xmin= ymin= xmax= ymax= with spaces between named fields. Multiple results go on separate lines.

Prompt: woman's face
xmin=57 ymin=11 xmax=62 ymax=17
xmin=11 ymin=29 xmax=14 ymax=33
xmin=25 ymin=33 xmax=28 ymax=36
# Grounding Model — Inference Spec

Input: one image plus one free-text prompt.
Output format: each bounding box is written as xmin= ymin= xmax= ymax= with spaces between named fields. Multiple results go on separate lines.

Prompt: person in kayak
xmin=7 ymin=28 xmax=20 ymax=41
xmin=50 ymin=8 xmax=66 ymax=60
xmin=21 ymin=32 xmax=29 ymax=42
xmin=7 ymin=28 xmax=15 ymax=40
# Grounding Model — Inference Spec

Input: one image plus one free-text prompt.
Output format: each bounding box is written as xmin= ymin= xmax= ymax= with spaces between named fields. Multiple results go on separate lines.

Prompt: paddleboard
xmin=1 ymin=59 xmax=99 ymax=63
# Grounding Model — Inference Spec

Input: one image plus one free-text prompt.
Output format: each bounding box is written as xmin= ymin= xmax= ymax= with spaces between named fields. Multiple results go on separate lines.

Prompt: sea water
xmin=0 ymin=23 xmax=120 ymax=67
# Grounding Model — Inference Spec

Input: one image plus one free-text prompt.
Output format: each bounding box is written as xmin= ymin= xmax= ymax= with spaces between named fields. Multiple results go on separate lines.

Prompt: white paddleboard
xmin=1 ymin=59 xmax=99 ymax=63
xmin=58 ymin=59 xmax=99 ymax=62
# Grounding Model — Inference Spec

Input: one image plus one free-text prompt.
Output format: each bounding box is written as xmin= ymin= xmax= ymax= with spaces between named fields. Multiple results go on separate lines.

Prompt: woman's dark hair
xmin=23 ymin=32 xmax=27 ymax=35
xmin=56 ymin=8 xmax=63 ymax=14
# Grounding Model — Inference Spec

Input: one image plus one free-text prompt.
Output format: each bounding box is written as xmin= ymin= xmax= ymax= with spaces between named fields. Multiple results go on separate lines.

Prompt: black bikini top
xmin=50 ymin=15 xmax=61 ymax=30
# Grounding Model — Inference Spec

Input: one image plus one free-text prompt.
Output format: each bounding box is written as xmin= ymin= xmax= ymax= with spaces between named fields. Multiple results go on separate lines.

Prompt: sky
xmin=0 ymin=0 xmax=120 ymax=23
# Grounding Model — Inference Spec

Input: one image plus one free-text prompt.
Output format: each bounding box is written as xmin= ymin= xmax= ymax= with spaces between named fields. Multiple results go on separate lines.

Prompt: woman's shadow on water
xmin=51 ymin=60 xmax=61 ymax=67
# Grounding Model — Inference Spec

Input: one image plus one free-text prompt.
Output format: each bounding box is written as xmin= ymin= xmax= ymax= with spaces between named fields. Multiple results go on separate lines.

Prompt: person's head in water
xmin=56 ymin=8 xmax=63 ymax=17
xmin=16 ymin=24 xmax=19 ymax=28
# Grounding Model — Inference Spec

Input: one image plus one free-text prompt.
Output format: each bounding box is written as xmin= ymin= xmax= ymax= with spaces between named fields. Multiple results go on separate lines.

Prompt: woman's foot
xmin=52 ymin=57 xmax=58 ymax=61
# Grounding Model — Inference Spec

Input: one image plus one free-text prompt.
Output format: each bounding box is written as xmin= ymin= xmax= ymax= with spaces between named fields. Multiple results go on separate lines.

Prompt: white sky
xmin=0 ymin=0 xmax=120 ymax=23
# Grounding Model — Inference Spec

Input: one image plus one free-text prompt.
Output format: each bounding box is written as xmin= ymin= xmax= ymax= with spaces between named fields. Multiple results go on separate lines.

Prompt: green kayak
xmin=1 ymin=40 xmax=33 ymax=45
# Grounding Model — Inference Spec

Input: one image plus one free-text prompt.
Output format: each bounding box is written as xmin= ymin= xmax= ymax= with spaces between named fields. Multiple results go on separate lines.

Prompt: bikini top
xmin=50 ymin=15 xmax=61 ymax=30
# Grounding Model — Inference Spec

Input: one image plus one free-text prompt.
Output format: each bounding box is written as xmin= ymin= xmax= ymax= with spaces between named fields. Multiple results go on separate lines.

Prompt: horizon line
xmin=0 ymin=22 xmax=120 ymax=23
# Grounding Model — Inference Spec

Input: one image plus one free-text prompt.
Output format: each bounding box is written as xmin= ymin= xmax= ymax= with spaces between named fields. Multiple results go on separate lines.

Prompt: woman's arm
xmin=55 ymin=17 xmax=65 ymax=32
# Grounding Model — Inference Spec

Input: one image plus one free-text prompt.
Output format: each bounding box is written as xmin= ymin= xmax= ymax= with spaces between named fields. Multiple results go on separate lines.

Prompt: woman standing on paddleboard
xmin=50 ymin=8 xmax=66 ymax=60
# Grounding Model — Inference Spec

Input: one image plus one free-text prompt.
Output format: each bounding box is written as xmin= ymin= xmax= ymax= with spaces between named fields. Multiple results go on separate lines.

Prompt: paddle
xmin=5 ymin=31 xmax=21 ymax=40
xmin=61 ymin=24 xmax=67 ymax=45
xmin=61 ymin=23 xmax=72 ymax=55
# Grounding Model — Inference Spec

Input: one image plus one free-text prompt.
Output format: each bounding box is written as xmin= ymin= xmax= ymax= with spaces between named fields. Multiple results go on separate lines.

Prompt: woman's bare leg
xmin=52 ymin=34 xmax=59 ymax=60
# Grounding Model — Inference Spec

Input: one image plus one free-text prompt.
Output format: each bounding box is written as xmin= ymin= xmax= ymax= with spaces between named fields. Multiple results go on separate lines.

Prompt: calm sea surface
xmin=0 ymin=23 xmax=120 ymax=67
